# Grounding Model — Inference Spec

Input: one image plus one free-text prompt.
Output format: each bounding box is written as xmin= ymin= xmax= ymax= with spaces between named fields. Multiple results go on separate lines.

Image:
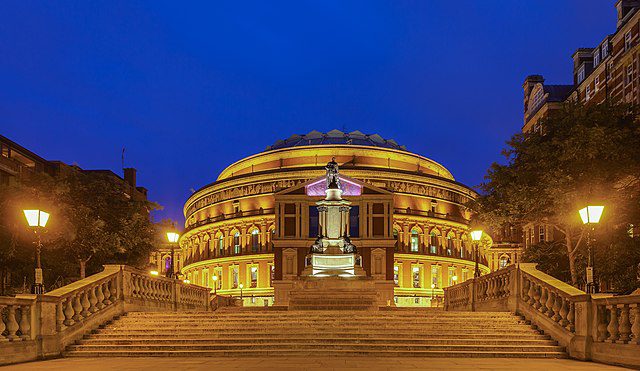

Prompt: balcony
xmin=393 ymin=207 xmax=467 ymax=224
xmin=183 ymin=242 xmax=275 ymax=268
xmin=394 ymin=242 xmax=488 ymax=266
xmin=185 ymin=207 xmax=276 ymax=233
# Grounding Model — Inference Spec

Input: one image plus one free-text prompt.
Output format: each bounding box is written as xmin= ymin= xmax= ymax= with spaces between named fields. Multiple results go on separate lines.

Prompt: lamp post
xmin=212 ymin=275 xmax=218 ymax=295
xmin=579 ymin=205 xmax=604 ymax=294
xmin=431 ymin=283 xmax=436 ymax=306
xmin=166 ymin=232 xmax=180 ymax=278
xmin=239 ymin=283 xmax=244 ymax=300
xmin=470 ymin=230 xmax=483 ymax=278
xmin=23 ymin=209 xmax=50 ymax=294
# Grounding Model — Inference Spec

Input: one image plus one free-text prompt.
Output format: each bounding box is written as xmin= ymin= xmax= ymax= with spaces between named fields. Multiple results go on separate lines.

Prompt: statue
xmin=325 ymin=157 xmax=341 ymax=190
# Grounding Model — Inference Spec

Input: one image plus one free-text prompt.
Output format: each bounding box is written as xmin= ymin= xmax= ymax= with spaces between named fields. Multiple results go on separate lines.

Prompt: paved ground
xmin=0 ymin=357 xmax=629 ymax=370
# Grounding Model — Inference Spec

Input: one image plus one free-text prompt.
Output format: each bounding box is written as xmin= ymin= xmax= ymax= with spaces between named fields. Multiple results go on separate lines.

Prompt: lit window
xmin=251 ymin=229 xmax=260 ymax=252
xmin=234 ymin=232 xmax=241 ymax=254
xmin=430 ymin=232 xmax=438 ymax=249
xmin=232 ymin=266 xmax=239 ymax=288
xmin=250 ymin=266 xmax=258 ymax=288
xmin=412 ymin=266 xmax=421 ymax=288
xmin=448 ymin=267 xmax=456 ymax=286
xmin=410 ymin=229 xmax=419 ymax=252
xmin=499 ymin=256 xmax=510 ymax=269
xmin=393 ymin=265 xmax=399 ymax=285
xmin=431 ymin=265 xmax=441 ymax=288
xmin=218 ymin=235 xmax=224 ymax=255
xmin=595 ymin=76 xmax=600 ymax=91
xmin=585 ymin=86 xmax=591 ymax=101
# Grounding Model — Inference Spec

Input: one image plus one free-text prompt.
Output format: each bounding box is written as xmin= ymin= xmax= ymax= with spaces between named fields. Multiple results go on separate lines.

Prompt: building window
xmin=250 ymin=266 xmax=258 ymax=288
xmin=412 ymin=266 xmax=421 ymax=288
xmin=202 ymin=270 xmax=209 ymax=287
xmin=602 ymin=42 xmax=609 ymax=57
xmin=625 ymin=31 xmax=632 ymax=51
xmin=462 ymin=269 xmax=468 ymax=282
xmin=231 ymin=266 xmax=238 ymax=288
xmin=431 ymin=265 xmax=441 ymax=288
xmin=349 ymin=205 xmax=360 ymax=237
xmin=626 ymin=64 xmax=633 ymax=85
xmin=448 ymin=267 xmax=456 ymax=286
xmin=585 ymin=86 xmax=591 ymax=101
xmin=446 ymin=235 xmax=454 ymax=256
xmin=233 ymin=232 xmax=241 ymax=254
xmin=214 ymin=268 xmax=222 ymax=289
xmin=393 ymin=265 xmax=399 ymax=285
xmin=499 ymin=256 xmax=510 ymax=269
xmin=539 ymin=226 xmax=545 ymax=243
xmin=429 ymin=232 xmax=439 ymax=252
xmin=284 ymin=203 xmax=296 ymax=237
xmin=218 ymin=235 xmax=224 ymax=256
xmin=595 ymin=76 xmax=600 ymax=91
xmin=372 ymin=203 xmax=385 ymax=237
xmin=410 ymin=229 xmax=419 ymax=252
xmin=577 ymin=66 xmax=585 ymax=84
xmin=594 ymin=49 xmax=600 ymax=67
xmin=251 ymin=229 xmax=260 ymax=252
xmin=270 ymin=264 xmax=275 ymax=286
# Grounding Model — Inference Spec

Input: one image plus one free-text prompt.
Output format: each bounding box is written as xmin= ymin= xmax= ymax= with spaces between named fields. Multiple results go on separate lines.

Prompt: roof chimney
xmin=124 ymin=168 xmax=137 ymax=189
xmin=617 ymin=0 xmax=640 ymax=29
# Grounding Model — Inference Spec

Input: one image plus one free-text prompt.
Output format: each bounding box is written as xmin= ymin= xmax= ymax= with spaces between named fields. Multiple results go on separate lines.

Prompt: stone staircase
xmin=288 ymin=288 xmax=378 ymax=310
xmin=64 ymin=309 xmax=567 ymax=358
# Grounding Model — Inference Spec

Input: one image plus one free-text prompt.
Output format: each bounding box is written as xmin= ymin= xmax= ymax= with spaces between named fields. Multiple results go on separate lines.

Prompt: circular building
xmin=180 ymin=129 xmax=489 ymax=307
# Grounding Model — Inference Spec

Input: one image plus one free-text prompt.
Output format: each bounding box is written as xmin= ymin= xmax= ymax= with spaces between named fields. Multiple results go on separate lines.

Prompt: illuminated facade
xmin=180 ymin=130 xmax=490 ymax=307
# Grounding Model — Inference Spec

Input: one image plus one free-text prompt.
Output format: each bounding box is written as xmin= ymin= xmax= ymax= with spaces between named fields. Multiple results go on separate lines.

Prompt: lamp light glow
xmin=579 ymin=206 xmax=604 ymax=224
xmin=166 ymin=232 xmax=179 ymax=243
xmin=452 ymin=275 xmax=458 ymax=282
xmin=212 ymin=275 xmax=218 ymax=282
xmin=470 ymin=230 xmax=483 ymax=241
xmin=23 ymin=210 xmax=50 ymax=227
xmin=239 ymin=283 xmax=244 ymax=289
xmin=183 ymin=279 xmax=190 ymax=284
xmin=150 ymin=270 xmax=159 ymax=276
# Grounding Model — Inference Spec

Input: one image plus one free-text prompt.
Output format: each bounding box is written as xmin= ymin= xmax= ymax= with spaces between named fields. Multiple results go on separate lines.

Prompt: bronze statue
xmin=325 ymin=157 xmax=341 ymax=189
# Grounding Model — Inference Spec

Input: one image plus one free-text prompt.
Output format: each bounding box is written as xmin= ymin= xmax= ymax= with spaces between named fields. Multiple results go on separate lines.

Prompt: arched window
xmin=410 ymin=229 xmax=419 ymax=252
xmin=446 ymin=233 xmax=455 ymax=256
xmin=460 ymin=237 xmax=466 ymax=258
xmin=429 ymin=232 xmax=438 ymax=254
xmin=218 ymin=235 xmax=224 ymax=256
xmin=251 ymin=229 xmax=260 ymax=252
xmin=499 ymin=255 xmax=510 ymax=269
xmin=233 ymin=232 xmax=241 ymax=254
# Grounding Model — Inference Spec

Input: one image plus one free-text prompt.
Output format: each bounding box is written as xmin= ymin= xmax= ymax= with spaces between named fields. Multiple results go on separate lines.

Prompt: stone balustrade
xmin=444 ymin=263 xmax=640 ymax=368
xmin=0 ymin=264 xmax=211 ymax=366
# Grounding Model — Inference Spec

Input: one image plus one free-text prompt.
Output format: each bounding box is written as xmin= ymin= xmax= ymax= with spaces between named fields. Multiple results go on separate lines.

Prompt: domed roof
xmin=265 ymin=130 xmax=408 ymax=152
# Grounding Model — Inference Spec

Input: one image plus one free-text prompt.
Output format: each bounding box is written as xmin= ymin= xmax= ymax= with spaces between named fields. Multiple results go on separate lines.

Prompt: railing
xmin=443 ymin=263 xmax=640 ymax=367
xmin=185 ymin=208 xmax=276 ymax=232
xmin=0 ymin=265 xmax=211 ymax=366
xmin=393 ymin=207 xmax=468 ymax=224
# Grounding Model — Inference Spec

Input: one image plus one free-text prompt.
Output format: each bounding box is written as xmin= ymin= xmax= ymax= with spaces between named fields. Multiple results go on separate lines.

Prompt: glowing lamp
xmin=212 ymin=275 xmax=218 ymax=282
xmin=183 ymin=279 xmax=190 ymax=284
xmin=166 ymin=232 xmax=179 ymax=243
xmin=452 ymin=275 xmax=458 ymax=282
xmin=579 ymin=206 xmax=604 ymax=225
xmin=239 ymin=283 xmax=244 ymax=289
xmin=23 ymin=210 xmax=49 ymax=227
xmin=470 ymin=230 xmax=483 ymax=241
xmin=431 ymin=284 xmax=436 ymax=289
xmin=150 ymin=270 xmax=159 ymax=276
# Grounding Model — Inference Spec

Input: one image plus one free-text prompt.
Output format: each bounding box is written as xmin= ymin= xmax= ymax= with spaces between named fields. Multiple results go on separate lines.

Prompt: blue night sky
xmin=1 ymin=1 xmax=616 ymax=224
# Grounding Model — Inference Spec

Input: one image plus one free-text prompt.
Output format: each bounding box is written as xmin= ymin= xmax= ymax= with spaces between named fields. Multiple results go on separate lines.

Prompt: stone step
xmin=123 ymin=312 xmax=517 ymax=318
xmin=112 ymin=317 xmax=527 ymax=324
xmin=66 ymin=343 xmax=565 ymax=352
xmin=87 ymin=333 xmax=552 ymax=340
xmin=100 ymin=325 xmax=539 ymax=333
xmin=77 ymin=338 xmax=557 ymax=346
xmin=63 ymin=349 xmax=568 ymax=358
xmin=94 ymin=329 xmax=542 ymax=337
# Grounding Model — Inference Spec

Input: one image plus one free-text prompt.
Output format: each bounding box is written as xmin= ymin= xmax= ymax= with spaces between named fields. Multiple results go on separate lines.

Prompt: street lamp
xmin=579 ymin=205 xmax=604 ymax=294
xmin=470 ymin=229 xmax=483 ymax=278
xmin=212 ymin=275 xmax=218 ymax=295
xmin=239 ymin=283 xmax=244 ymax=300
xmin=149 ymin=270 xmax=159 ymax=276
xmin=23 ymin=209 xmax=49 ymax=294
xmin=452 ymin=275 xmax=458 ymax=284
xmin=166 ymin=232 xmax=180 ymax=279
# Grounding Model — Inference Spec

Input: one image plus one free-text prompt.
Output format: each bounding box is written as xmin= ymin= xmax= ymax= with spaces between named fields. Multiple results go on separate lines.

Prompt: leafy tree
xmin=477 ymin=102 xmax=640 ymax=286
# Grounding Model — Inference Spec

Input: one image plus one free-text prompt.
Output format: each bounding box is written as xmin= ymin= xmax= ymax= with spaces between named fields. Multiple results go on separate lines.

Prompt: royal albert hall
xmin=180 ymin=130 xmax=490 ymax=307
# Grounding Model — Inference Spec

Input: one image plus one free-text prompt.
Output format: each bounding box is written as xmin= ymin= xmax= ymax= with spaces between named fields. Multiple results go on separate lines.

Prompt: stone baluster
xmin=606 ymin=305 xmax=619 ymax=342
xmin=526 ymin=279 xmax=535 ymax=305
xmin=538 ymin=286 xmax=547 ymax=312
xmin=521 ymin=277 xmax=529 ymax=301
xmin=56 ymin=300 xmax=65 ymax=331
xmin=72 ymin=294 xmax=83 ymax=321
xmin=618 ymin=304 xmax=631 ymax=343
xmin=19 ymin=305 xmax=31 ymax=340
xmin=103 ymin=281 xmax=112 ymax=305
xmin=95 ymin=283 xmax=105 ymax=309
xmin=566 ymin=301 xmax=575 ymax=332
xmin=551 ymin=292 xmax=564 ymax=323
xmin=80 ymin=291 xmax=91 ymax=317
xmin=546 ymin=290 xmax=555 ymax=317
xmin=559 ymin=298 xmax=569 ymax=327
xmin=532 ymin=283 xmax=541 ymax=309
xmin=0 ymin=305 xmax=7 ymax=342
xmin=89 ymin=285 xmax=99 ymax=313
xmin=597 ymin=305 xmax=609 ymax=342
xmin=63 ymin=297 xmax=75 ymax=326
xmin=630 ymin=304 xmax=640 ymax=345
xmin=109 ymin=277 xmax=118 ymax=302
xmin=503 ymin=274 xmax=510 ymax=297
xmin=6 ymin=305 xmax=20 ymax=341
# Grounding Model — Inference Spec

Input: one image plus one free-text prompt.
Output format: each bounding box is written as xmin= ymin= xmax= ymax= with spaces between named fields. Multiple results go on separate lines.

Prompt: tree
xmin=476 ymin=102 xmax=640 ymax=286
